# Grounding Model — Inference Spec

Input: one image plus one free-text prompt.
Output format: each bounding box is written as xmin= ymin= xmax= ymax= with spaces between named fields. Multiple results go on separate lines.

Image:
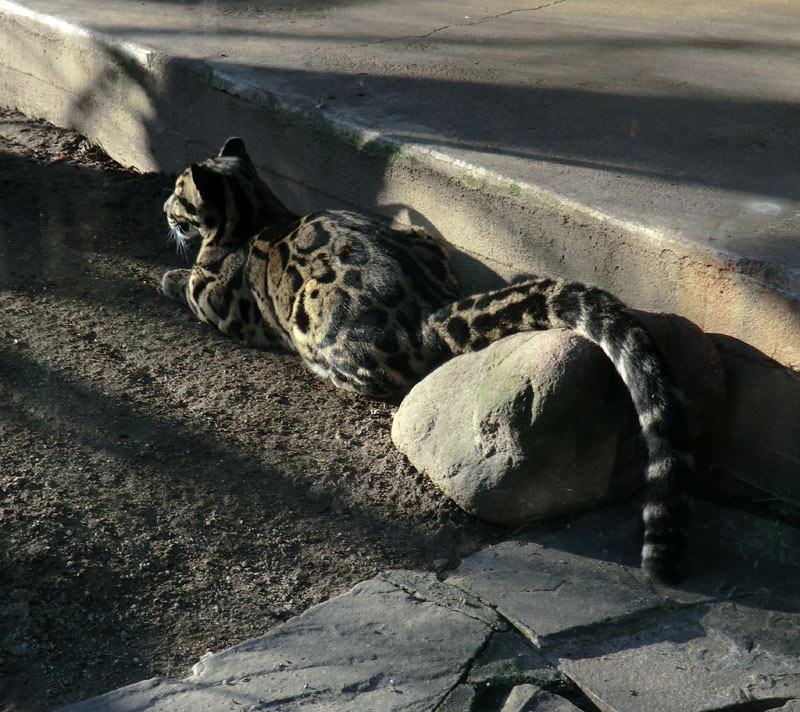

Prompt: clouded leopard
xmin=161 ymin=137 xmax=692 ymax=583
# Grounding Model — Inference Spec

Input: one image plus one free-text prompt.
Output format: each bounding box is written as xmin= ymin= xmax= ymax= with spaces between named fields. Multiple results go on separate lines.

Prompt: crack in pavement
xmin=378 ymin=570 xmax=508 ymax=630
xmin=355 ymin=0 xmax=571 ymax=48
xmin=431 ymin=633 xmax=494 ymax=712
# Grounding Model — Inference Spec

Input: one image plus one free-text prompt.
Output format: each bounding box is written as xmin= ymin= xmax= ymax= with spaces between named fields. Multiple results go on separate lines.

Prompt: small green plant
xmin=463 ymin=174 xmax=522 ymax=198
xmin=463 ymin=175 xmax=488 ymax=191
xmin=354 ymin=135 xmax=400 ymax=159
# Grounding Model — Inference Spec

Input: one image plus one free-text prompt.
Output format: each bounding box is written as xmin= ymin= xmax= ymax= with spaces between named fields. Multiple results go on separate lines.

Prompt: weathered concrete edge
xmin=210 ymin=62 xmax=800 ymax=377
xmin=1 ymin=0 xmax=798 ymax=372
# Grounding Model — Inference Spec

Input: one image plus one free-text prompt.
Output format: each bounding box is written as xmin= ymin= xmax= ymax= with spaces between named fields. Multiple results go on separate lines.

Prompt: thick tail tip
xmin=641 ymin=548 xmax=688 ymax=584
xmin=641 ymin=492 xmax=691 ymax=584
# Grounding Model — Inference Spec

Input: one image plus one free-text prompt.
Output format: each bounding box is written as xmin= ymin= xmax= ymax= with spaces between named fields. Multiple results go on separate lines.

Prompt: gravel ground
xmin=0 ymin=109 xmax=506 ymax=711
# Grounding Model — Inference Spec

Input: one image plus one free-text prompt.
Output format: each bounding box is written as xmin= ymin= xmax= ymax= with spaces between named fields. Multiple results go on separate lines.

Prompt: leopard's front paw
xmin=161 ymin=269 xmax=191 ymax=306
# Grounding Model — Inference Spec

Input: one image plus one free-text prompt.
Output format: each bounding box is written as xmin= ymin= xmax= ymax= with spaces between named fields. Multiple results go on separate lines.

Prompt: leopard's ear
xmin=190 ymin=163 xmax=225 ymax=205
xmin=219 ymin=137 xmax=250 ymax=161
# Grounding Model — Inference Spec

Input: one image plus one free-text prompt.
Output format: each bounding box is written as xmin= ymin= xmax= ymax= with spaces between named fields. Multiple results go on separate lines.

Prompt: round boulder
xmin=391 ymin=313 xmax=724 ymax=526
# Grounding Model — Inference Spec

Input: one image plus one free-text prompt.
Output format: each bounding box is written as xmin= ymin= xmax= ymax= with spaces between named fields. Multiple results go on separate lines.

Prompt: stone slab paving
xmin=447 ymin=538 xmax=692 ymax=648
xmin=556 ymin=603 xmax=800 ymax=712
xmin=60 ymin=501 xmax=800 ymax=712
xmin=377 ymin=569 xmax=507 ymax=632
xmin=500 ymin=685 xmax=583 ymax=712
xmin=467 ymin=630 xmax=567 ymax=690
xmin=437 ymin=685 xmax=479 ymax=712
xmin=59 ymin=578 xmax=493 ymax=712
xmin=446 ymin=500 xmax=800 ymax=711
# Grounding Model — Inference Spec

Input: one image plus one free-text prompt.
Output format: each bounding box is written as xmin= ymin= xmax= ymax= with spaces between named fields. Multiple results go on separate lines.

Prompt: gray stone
xmin=59 ymin=577 xmax=492 ymax=712
xmin=448 ymin=494 xmax=800 ymax=640
xmin=529 ymin=498 xmax=800 ymax=601
xmin=55 ymin=500 xmax=800 ymax=712
xmin=500 ymin=685 xmax=582 ymax=712
xmin=468 ymin=630 xmax=565 ymax=690
xmin=556 ymin=604 xmax=800 ymax=712
xmin=392 ymin=330 xmax=637 ymax=526
xmin=702 ymin=601 xmax=800 ymax=659
xmin=436 ymin=684 xmax=478 ymax=712
xmin=448 ymin=496 xmax=800 ymax=651
xmin=447 ymin=538 xmax=681 ymax=648
xmin=679 ymin=501 xmax=800 ymax=601
xmin=378 ymin=569 xmax=507 ymax=630
xmin=57 ymin=678 xmax=225 ymax=712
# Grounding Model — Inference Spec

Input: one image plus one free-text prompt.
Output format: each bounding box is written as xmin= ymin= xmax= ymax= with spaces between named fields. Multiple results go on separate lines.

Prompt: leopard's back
xmin=246 ymin=210 xmax=463 ymax=397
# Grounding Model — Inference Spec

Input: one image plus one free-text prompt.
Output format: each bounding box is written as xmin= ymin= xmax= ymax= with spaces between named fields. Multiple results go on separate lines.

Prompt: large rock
xmin=393 ymin=329 xmax=628 ymax=525
xmin=391 ymin=313 xmax=723 ymax=526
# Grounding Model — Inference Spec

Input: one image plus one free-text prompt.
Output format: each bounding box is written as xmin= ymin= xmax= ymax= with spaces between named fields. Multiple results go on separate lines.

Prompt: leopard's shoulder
xmin=248 ymin=209 xmax=461 ymax=318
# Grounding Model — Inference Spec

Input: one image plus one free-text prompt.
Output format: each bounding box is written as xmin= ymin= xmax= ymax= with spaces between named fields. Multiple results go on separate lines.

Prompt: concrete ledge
xmin=2 ymin=0 xmax=798 ymax=366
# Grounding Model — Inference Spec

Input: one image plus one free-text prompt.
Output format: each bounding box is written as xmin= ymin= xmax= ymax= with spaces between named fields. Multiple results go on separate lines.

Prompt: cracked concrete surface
xmin=355 ymin=0 xmax=573 ymax=47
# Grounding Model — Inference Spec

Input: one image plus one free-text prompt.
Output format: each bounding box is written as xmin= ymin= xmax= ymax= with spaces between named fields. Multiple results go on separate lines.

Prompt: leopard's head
xmin=163 ymin=137 xmax=293 ymax=251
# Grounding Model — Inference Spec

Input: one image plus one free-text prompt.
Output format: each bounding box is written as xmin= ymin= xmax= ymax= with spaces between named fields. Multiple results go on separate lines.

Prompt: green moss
xmin=463 ymin=174 xmax=522 ymax=198
xmin=463 ymin=175 xmax=489 ymax=192
xmin=353 ymin=135 xmax=400 ymax=159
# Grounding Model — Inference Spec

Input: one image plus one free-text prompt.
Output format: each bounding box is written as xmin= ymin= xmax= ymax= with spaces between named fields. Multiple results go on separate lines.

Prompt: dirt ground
xmin=0 ymin=109 xmax=508 ymax=711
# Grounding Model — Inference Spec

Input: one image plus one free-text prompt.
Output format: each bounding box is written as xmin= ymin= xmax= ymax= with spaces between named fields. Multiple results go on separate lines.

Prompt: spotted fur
xmin=162 ymin=138 xmax=692 ymax=582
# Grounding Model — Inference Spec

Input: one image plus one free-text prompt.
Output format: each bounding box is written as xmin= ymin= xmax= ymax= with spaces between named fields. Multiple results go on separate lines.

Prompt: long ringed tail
xmin=421 ymin=278 xmax=692 ymax=583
